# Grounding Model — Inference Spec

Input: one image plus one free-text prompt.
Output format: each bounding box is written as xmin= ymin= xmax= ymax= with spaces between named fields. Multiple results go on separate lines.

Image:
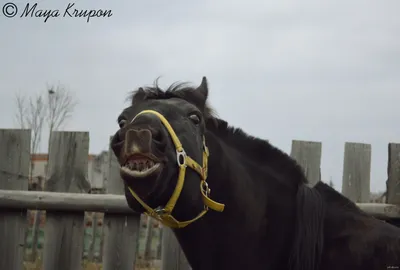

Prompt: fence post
xmin=42 ymin=131 xmax=91 ymax=270
xmin=0 ymin=129 xmax=31 ymax=270
xmin=341 ymin=142 xmax=371 ymax=202
xmin=387 ymin=143 xmax=400 ymax=205
xmin=102 ymin=136 xmax=141 ymax=270
xmin=290 ymin=140 xmax=322 ymax=186
xmin=161 ymin=227 xmax=191 ymax=270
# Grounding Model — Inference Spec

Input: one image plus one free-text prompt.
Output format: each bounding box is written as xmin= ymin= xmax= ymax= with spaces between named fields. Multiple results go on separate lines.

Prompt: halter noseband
xmin=127 ymin=109 xmax=225 ymax=229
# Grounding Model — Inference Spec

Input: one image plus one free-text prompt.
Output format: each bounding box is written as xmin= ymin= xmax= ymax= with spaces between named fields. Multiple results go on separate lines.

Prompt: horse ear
xmin=130 ymin=87 xmax=146 ymax=104
xmin=195 ymin=76 xmax=209 ymax=104
xmin=137 ymin=87 xmax=146 ymax=95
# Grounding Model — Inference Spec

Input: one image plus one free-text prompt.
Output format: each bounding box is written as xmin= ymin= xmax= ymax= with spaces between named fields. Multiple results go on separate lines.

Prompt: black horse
xmin=110 ymin=77 xmax=400 ymax=270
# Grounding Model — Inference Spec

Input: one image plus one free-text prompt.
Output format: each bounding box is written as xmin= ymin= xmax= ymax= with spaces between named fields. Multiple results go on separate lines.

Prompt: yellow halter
xmin=127 ymin=110 xmax=225 ymax=229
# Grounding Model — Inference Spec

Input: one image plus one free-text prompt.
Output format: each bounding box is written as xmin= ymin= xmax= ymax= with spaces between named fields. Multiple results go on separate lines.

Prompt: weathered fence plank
xmin=290 ymin=140 xmax=322 ymax=186
xmin=157 ymin=226 xmax=163 ymax=259
xmin=161 ymin=227 xmax=191 ymax=270
xmin=387 ymin=143 xmax=400 ymax=205
xmin=341 ymin=142 xmax=371 ymax=203
xmin=29 ymin=176 xmax=44 ymax=261
xmin=87 ymin=189 xmax=104 ymax=262
xmin=102 ymin=136 xmax=141 ymax=270
xmin=0 ymin=129 xmax=31 ymax=270
xmin=144 ymin=217 xmax=155 ymax=260
xmin=42 ymin=131 xmax=90 ymax=270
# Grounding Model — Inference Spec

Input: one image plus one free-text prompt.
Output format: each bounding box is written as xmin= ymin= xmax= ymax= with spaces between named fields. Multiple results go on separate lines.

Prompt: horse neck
xmin=173 ymin=131 xmax=300 ymax=269
xmin=205 ymin=130 xmax=299 ymax=217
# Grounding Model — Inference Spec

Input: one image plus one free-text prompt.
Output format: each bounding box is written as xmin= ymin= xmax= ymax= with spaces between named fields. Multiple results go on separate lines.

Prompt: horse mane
xmin=129 ymin=80 xmax=325 ymax=270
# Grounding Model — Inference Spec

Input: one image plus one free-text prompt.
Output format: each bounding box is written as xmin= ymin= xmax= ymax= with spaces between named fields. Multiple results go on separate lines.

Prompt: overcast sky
xmin=1 ymin=0 xmax=398 ymax=192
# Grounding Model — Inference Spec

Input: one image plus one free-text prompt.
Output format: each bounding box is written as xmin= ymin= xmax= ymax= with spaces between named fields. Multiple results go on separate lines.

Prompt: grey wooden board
xmin=102 ymin=136 xmax=141 ymax=270
xmin=87 ymin=189 xmax=104 ymax=262
xmin=341 ymin=142 xmax=371 ymax=203
xmin=144 ymin=217 xmax=155 ymax=259
xmin=42 ymin=212 xmax=86 ymax=269
xmin=42 ymin=131 xmax=90 ymax=270
xmin=143 ymin=124 xmax=191 ymax=270
xmin=290 ymin=140 xmax=322 ymax=186
xmin=0 ymin=129 xmax=31 ymax=270
xmin=102 ymin=214 xmax=140 ymax=270
xmin=161 ymin=227 xmax=191 ymax=270
xmin=387 ymin=143 xmax=400 ymax=204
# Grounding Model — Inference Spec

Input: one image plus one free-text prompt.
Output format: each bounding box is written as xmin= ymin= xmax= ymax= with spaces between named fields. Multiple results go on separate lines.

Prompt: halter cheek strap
xmin=126 ymin=109 xmax=225 ymax=229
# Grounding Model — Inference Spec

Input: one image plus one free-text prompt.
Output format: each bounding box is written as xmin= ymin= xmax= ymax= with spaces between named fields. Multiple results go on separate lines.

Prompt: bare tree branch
xmin=14 ymin=92 xmax=47 ymax=158
xmin=13 ymin=82 xmax=79 ymax=179
xmin=14 ymin=93 xmax=27 ymax=129
xmin=29 ymin=94 xmax=46 ymax=154
xmin=46 ymin=83 xmax=78 ymax=133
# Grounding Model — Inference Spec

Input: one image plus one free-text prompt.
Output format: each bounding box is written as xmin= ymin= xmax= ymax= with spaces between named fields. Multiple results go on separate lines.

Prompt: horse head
xmin=110 ymin=77 xmax=224 ymax=228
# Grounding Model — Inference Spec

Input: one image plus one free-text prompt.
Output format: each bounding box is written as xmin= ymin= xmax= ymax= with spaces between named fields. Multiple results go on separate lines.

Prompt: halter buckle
xmin=176 ymin=149 xmax=187 ymax=167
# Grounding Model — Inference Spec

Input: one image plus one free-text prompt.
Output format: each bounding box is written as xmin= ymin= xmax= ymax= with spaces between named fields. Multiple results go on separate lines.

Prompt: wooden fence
xmin=0 ymin=129 xmax=399 ymax=270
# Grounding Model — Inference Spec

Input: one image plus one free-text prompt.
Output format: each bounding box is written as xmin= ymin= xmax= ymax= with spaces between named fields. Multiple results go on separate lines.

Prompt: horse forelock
xmin=128 ymin=79 xmax=218 ymax=123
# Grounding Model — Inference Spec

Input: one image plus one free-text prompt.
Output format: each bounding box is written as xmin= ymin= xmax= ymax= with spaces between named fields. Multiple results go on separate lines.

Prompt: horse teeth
xmin=121 ymin=162 xmax=160 ymax=177
xmin=146 ymin=160 xmax=154 ymax=169
xmin=125 ymin=158 xmax=157 ymax=172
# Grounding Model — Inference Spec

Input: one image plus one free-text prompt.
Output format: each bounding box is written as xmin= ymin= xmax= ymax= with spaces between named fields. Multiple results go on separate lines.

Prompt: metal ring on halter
xmin=201 ymin=181 xmax=210 ymax=196
xmin=201 ymin=181 xmax=210 ymax=210
xmin=176 ymin=149 xmax=187 ymax=167
xmin=154 ymin=206 xmax=167 ymax=216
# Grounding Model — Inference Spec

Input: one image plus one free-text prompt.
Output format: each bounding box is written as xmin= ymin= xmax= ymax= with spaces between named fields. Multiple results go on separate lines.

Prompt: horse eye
xmin=189 ymin=114 xmax=201 ymax=125
xmin=118 ymin=119 xmax=127 ymax=128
